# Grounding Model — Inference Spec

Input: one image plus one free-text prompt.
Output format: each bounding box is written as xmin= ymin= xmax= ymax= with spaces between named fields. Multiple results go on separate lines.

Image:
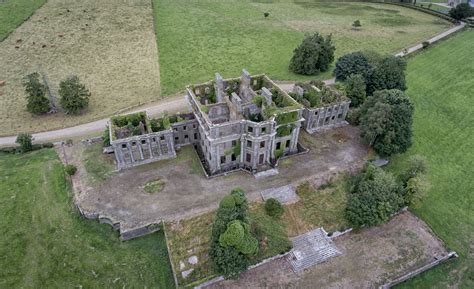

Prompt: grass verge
xmin=389 ymin=30 xmax=474 ymax=288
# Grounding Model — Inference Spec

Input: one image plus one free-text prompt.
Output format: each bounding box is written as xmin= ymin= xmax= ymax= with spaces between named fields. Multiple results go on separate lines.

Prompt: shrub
xmin=103 ymin=126 xmax=111 ymax=147
xmin=344 ymin=74 xmax=366 ymax=107
xmin=449 ymin=3 xmax=474 ymax=20
xmin=352 ymin=20 xmax=361 ymax=28
xmin=64 ymin=164 xmax=77 ymax=176
xmin=346 ymin=107 xmax=361 ymax=125
xmin=404 ymin=176 xmax=428 ymax=206
xmin=23 ymin=72 xmax=50 ymax=115
xmin=59 ymin=75 xmax=91 ymax=114
xmin=265 ymin=198 xmax=284 ymax=218
xmin=264 ymin=12 xmax=270 ymax=18
xmin=359 ymin=89 xmax=414 ymax=156
xmin=220 ymin=195 xmax=236 ymax=209
xmin=401 ymin=154 xmax=428 ymax=183
xmin=15 ymin=133 xmax=33 ymax=153
xmin=345 ymin=164 xmax=404 ymax=227
xmin=422 ymin=41 xmax=430 ymax=49
xmin=289 ymin=33 xmax=335 ymax=75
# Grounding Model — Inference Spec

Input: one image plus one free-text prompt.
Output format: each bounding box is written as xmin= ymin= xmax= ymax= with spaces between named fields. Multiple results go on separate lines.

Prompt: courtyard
xmin=207 ymin=211 xmax=450 ymax=288
xmin=64 ymin=125 xmax=368 ymax=233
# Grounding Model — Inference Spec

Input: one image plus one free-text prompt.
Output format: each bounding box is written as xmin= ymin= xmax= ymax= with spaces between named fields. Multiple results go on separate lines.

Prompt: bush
xmin=401 ymin=154 xmax=428 ymax=183
xmin=64 ymin=164 xmax=77 ymax=176
xmin=352 ymin=20 xmax=361 ymax=28
xmin=449 ymin=3 xmax=474 ymax=20
xmin=103 ymin=126 xmax=111 ymax=147
xmin=346 ymin=107 xmax=361 ymax=125
xmin=265 ymin=198 xmax=284 ymax=218
xmin=289 ymin=33 xmax=335 ymax=75
xmin=15 ymin=133 xmax=33 ymax=153
xmin=345 ymin=164 xmax=404 ymax=227
xmin=422 ymin=41 xmax=430 ymax=49
xmin=59 ymin=75 xmax=91 ymax=114
xmin=404 ymin=176 xmax=428 ymax=206
xmin=334 ymin=51 xmax=371 ymax=81
xmin=264 ymin=12 xmax=270 ymax=18
xmin=359 ymin=89 xmax=414 ymax=156
xmin=344 ymin=74 xmax=366 ymax=107
xmin=23 ymin=72 xmax=50 ymax=115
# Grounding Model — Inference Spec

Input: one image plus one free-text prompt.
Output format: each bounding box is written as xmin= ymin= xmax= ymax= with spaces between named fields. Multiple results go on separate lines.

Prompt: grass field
xmin=154 ymin=0 xmax=451 ymax=95
xmin=0 ymin=0 xmax=46 ymax=41
xmin=0 ymin=0 xmax=161 ymax=136
xmin=389 ymin=30 xmax=474 ymax=288
xmin=0 ymin=149 xmax=175 ymax=288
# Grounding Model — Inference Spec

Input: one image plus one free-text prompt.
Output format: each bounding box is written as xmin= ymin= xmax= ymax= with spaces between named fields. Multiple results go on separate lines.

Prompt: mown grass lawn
xmin=0 ymin=0 xmax=46 ymax=41
xmin=0 ymin=149 xmax=175 ymax=288
xmin=153 ymin=0 xmax=450 ymax=95
xmin=390 ymin=30 xmax=474 ymax=288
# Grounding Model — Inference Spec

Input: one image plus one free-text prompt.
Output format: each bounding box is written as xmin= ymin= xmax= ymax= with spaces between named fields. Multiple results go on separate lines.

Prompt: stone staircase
xmin=287 ymin=228 xmax=342 ymax=272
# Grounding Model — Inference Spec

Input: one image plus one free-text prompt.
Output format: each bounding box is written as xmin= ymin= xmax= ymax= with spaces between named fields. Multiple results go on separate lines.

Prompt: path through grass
xmin=390 ymin=30 xmax=474 ymax=288
xmin=0 ymin=149 xmax=175 ymax=288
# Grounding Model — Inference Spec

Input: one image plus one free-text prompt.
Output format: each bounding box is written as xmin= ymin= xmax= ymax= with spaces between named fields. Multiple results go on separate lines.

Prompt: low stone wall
xmin=379 ymin=251 xmax=458 ymax=288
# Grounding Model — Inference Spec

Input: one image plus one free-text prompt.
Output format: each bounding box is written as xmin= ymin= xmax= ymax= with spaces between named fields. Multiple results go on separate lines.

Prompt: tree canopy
xmin=344 ymin=74 xmax=366 ymax=107
xmin=22 ymin=72 xmax=50 ymax=115
xmin=359 ymin=89 xmax=414 ymax=156
xmin=289 ymin=33 xmax=335 ymax=75
xmin=59 ymin=75 xmax=91 ymax=114
xmin=449 ymin=3 xmax=474 ymax=20
xmin=345 ymin=164 xmax=404 ymax=227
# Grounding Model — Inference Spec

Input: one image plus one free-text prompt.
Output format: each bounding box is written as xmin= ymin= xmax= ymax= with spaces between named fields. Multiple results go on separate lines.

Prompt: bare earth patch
xmin=207 ymin=211 xmax=449 ymax=289
xmin=63 ymin=126 xmax=368 ymax=232
xmin=0 ymin=0 xmax=160 ymax=136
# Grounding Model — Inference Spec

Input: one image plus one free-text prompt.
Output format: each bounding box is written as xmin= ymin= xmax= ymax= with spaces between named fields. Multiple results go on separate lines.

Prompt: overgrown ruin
xmin=108 ymin=70 xmax=350 ymax=174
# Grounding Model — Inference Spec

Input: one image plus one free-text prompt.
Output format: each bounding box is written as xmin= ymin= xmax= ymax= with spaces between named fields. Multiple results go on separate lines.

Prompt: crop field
xmin=0 ymin=0 xmax=160 ymax=136
xmin=0 ymin=149 xmax=175 ymax=288
xmin=389 ymin=31 xmax=474 ymax=288
xmin=154 ymin=0 xmax=451 ymax=95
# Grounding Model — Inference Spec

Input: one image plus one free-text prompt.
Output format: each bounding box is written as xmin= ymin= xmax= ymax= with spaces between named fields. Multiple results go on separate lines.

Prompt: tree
xmin=366 ymin=55 xmax=407 ymax=95
xmin=22 ymin=72 xmax=50 ymax=115
xmin=333 ymin=51 xmax=371 ymax=81
xmin=345 ymin=164 xmax=404 ymax=227
xmin=209 ymin=188 xmax=255 ymax=279
xmin=59 ymin=75 xmax=91 ymax=114
xmin=449 ymin=3 xmax=474 ymax=20
xmin=344 ymin=74 xmax=366 ymax=107
xmin=359 ymin=89 xmax=414 ymax=156
xmin=289 ymin=33 xmax=335 ymax=75
xmin=264 ymin=198 xmax=284 ymax=218
xmin=15 ymin=133 xmax=33 ymax=152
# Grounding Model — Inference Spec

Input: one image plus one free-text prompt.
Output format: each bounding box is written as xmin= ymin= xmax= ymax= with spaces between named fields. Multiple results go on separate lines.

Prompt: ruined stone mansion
xmin=108 ymin=70 xmax=350 ymax=175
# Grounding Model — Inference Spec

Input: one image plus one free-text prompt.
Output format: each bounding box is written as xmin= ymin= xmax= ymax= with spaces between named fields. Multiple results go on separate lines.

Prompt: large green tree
xmin=59 ymin=75 xmax=91 ymax=114
xmin=449 ymin=3 xmax=474 ymax=20
xmin=289 ymin=33 xmax=335 ymax=75
xmin=344 ymin=74 xmax=366 ymax=107
xmin=345 ymin=164 xmax=404 ymax=227
xmin=359 ymin=89 xmax=414 ymax=156
xmin=22 ymin=72 xmax=50 ymax=115
xmin=333 ymin=51 xmax=371 ymax=81
xmin=209 ymin=188 xmax=256 ymax=279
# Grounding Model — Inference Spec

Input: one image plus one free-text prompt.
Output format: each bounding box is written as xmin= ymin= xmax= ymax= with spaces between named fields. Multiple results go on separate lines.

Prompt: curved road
xmin=0 ymin=19 xmax=465 ymax=147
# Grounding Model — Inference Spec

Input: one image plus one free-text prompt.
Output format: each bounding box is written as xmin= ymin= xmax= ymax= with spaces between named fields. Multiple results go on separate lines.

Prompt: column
xmin=147 ymin=139 xmax=154 ymax=158
xmin=127 ymin=142 xmax=135 ymax=163
xmin=138 ymin=141 xmax=144 ymax=160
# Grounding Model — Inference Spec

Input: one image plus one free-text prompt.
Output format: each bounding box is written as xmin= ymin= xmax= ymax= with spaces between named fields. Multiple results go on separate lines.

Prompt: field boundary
xmin=0 ymin=0 xmax=48 ymax=42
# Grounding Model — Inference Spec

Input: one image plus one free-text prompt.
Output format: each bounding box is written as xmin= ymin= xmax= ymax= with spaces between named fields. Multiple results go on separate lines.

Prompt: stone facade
xmin=292 ymin=84 xmax=350 ymax=134
xmin=109 ymin=70 xmax=350 ymax=175
xmin=187 ymin=70 xmax=304 ymax=175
